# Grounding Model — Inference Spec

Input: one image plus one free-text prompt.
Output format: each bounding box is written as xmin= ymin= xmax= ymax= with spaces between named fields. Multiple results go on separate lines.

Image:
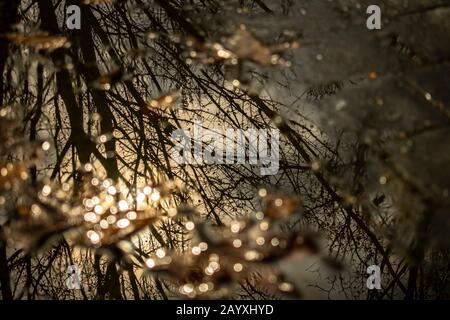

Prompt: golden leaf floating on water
xmin=220 ymin=26 xmax=299 ymax=65
xmin=89 ymin=68 xmax=127 ymax=90
xmin=142 ymin=214 xmax=324 ymax=298
xmin=73 ymin=171 xmax=185 ymax=248
xmin=80 ymin=209 xmax=159 ymax=247
xmin=262 ymin=193 xmax=300 ymax=219
xmin=146 ymin=246 xmax=255 ymax=297
xmin=225 ymin=27 xmax=273 ymax=65
xmin=4 ymin=219 xmax=72 ymax=252
xmin=0 ymin=162 xmax=28 ymax=191
xmin=144 ymin=241 xmax=304 ymax=298
xmin=4 ymin=32 xmax=69 ymax=52
xmin=184 ymin=26 xmax=298 ymax=66
xmin=147 ymin=90 xmax=182 ymax=111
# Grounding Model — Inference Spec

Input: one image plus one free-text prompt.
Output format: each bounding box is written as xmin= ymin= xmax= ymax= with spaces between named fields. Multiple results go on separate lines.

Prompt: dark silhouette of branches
xmin=0 ymin=0 xmax=449 ymax=300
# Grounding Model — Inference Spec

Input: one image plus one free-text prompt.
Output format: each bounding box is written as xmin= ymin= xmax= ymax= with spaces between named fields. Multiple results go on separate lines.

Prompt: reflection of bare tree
xmin=0 ymin=0 xmax=449 ymax=300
